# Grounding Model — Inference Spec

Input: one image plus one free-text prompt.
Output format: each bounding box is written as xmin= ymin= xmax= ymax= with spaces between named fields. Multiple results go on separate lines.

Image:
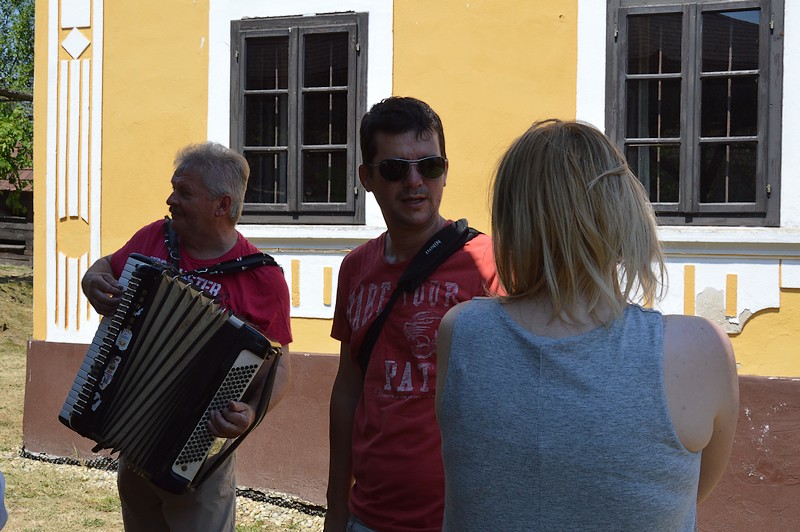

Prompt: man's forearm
xmin=242 ymin=348 xmax=290 ymax=416
xmin=325 ymin=420 xmax=355 ymax=530
xmin=325 ymin=384 xmax=360 ymax=531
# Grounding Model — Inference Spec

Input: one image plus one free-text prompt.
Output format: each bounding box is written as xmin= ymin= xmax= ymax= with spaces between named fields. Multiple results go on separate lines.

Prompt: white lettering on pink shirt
xmin=418 ymin=362 xmax=432 ymax=393
xmin=348 ymin=280 xmax=463 ymax=333
xmin=349 ymin=285 xmax=364 ymax=328
xmin=397 ymin=362 xmax=414 ymax=391
xmin=362 ymin=283 xmax=379 ymax=328
xmin=376 ymin=281 xmax=392 ymax=315
xmin=380 ymin=360 xmax=435 ymax=394
xmin=444 ymin=281 xmax=459 ymax=306
xmin=384 ymin=360 xmax=398 ymax=391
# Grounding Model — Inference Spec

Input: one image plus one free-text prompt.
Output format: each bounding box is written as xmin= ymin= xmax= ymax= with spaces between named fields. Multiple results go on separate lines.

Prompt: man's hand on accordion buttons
xmin=208 ymin=400 xmax=254 ymax=439
xmin=82 ymin=271 xmax=124 ymax=316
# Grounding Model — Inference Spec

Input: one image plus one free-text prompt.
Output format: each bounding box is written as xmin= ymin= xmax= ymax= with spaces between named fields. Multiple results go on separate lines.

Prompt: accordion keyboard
xmin=59 ymin=255 xmax=155 ymax=427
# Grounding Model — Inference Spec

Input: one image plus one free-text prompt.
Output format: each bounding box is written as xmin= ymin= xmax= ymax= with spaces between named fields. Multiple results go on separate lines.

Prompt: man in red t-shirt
xmin=325 ymin=97 xmax=499 ymax=532
xmin=82 ymin=142 xmax=292 ymax=531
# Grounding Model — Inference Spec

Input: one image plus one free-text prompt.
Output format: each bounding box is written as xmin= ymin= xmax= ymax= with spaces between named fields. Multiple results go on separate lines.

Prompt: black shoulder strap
xmin=162 ymin=216 xmax=280 ymax=276
xmin=356 ymin=219 xmax=480 ymax=379
xmin=189 ymin=253 xmax=280 ymax=276
xmin=163 ymin=216 xmax=181 ymax=269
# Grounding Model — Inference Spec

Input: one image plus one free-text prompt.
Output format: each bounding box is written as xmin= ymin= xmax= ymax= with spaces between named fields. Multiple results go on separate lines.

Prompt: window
xmin=606 ymin=0 xmax=783 ymax=226
xmin=231 ymin=13 xmax=368 ymax=224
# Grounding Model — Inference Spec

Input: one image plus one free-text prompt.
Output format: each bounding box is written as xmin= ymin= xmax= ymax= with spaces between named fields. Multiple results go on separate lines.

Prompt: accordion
xmin=59 ymin=253 xmax=281 ymax=494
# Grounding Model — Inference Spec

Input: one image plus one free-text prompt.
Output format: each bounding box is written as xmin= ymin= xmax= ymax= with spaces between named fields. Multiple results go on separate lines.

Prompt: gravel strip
xmin=12 ymin=449 xmax=324 ymax=530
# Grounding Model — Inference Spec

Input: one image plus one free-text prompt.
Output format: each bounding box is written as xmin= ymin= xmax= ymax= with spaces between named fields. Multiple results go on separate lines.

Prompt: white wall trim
xmin=576 ymin=0 xmax=607 ymax=129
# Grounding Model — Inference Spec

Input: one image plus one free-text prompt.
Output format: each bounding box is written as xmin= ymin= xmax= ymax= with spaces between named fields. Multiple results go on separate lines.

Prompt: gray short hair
xmin=174 ymin=142 xmax=249 ymax=222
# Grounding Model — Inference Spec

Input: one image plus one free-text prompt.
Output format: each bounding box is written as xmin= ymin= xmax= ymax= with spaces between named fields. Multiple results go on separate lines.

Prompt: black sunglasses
xmin=366 ymin=156 xmax=447 ymax=182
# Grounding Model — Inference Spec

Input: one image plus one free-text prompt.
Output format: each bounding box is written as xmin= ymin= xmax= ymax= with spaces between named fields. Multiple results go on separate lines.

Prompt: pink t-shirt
xmin=331 ymin=227 xmax=499 ymax=532
xmin=110 ymin=220 xmax=292 ymax=346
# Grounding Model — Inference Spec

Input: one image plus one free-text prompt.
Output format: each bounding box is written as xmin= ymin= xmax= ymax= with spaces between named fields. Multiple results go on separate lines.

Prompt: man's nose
xmin=404 ymin=165 xmax=425 ymax=187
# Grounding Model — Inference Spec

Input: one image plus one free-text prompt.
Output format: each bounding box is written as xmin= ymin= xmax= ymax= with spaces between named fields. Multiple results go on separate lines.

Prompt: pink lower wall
xmin=23 ymin=341 xmax=336 ymax=505
xmin=22 ymin=341 xmax=800 ymax=527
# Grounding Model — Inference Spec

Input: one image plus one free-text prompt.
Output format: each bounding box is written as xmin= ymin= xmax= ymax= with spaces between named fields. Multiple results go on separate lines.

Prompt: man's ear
xmin=358 ymin=164 xmax=373 ymax=192
xmin=216 ymin=194 xmax=233 ymax=217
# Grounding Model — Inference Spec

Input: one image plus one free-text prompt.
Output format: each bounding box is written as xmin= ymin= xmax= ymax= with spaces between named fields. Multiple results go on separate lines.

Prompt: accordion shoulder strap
xmin=356 ymin=219 xmax=480 ymax=380
xmin=162 ymin=216 xmax=280 ymax=275
xmin=163 ymin=216 xmax=181 ymax=269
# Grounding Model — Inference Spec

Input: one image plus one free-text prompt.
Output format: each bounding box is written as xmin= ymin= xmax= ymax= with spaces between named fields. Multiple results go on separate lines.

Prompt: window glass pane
xmin=246 ymin=37 xmax=288 ymax=90
xmin=626 ymin=79 xmax=681 ymax=138
xmin=303 ymin=92 xmax=348 ymax=145
xmin=701 ymin=76 xmax=758 ymax=137
xmin=302 ymin=150 xmax=347 ymax=203
xmin=702 ymin=10 xmax=759 ymax=72
xmin=245 ymin=152 xmax=288 ymax=204
xmin=700 ymin=142 xmax=757 ymax=203
xmin=245 ymin=94 xmax=288 ymax=146
xmin=626 ymin=144 xmax=681 ymax=203
xmin=628 ymin=14 xmax=682 ymax=74
xmin=304 ymin=32 xmax=349 ymax=87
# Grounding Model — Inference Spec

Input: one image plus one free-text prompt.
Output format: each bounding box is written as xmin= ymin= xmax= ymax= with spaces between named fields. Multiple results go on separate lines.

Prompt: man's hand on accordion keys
xmin=81 ymin=256 xmax=125 ymax=316
xmin=208 ymin=400 xmax=255 ymax=439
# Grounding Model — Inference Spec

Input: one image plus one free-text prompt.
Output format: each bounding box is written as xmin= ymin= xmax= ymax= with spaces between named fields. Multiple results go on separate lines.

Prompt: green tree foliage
xmin=0 ymin=0 xmax=35 ymax=214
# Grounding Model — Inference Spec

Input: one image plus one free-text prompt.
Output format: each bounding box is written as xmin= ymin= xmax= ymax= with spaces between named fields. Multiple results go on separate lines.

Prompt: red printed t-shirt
xmin=109 ymin=220 xmax=292 ymax=346
xmin=331 ymin=227 xmax=499 ymax=532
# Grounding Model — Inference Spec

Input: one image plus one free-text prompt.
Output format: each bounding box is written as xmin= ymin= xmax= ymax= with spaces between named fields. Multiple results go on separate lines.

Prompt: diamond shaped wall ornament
xmin=62 ymin=28 xmax=90 ymax=59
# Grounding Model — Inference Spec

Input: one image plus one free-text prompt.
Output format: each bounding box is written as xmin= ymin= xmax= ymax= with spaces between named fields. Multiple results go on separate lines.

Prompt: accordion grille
xmin=175 ymin=362 xmax=260 ymax=468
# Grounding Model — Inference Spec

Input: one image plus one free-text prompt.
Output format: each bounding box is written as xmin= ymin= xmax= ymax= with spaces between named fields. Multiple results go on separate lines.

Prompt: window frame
xmin=230 ymin=12 xmax=368 ymax=225
xmin=606 ymin=0 xmax=783 ymax=226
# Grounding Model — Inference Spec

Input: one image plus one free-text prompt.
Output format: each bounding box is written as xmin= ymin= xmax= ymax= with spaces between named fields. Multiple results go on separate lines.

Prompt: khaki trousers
xmin=117 ymin=454 xmax=236 ymax=532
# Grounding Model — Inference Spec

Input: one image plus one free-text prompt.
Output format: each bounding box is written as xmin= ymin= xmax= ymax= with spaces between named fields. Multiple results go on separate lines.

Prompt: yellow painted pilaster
xmin=684 ymin=265 xmax=696 ymax=316
xmin=726 ymin=274 xmax=738 ymax=318
xmin=291 ymin=260 xmax=301 ymax=307
xmin=323 ymin=267 xmax=333 ymax=307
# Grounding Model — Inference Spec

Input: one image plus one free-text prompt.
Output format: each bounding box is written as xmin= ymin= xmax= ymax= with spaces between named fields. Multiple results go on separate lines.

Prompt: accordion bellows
xmin=59 ymin=253 xmax=280 ymax=494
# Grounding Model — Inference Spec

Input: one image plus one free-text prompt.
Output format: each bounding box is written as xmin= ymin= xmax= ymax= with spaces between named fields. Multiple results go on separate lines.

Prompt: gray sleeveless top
xmin=439 ymin=298 xmax=701 ymax=531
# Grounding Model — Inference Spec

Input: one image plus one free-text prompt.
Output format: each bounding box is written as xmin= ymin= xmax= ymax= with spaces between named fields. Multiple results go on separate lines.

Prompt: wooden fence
xmin=0 ymin=217 xmax=33 ymax=266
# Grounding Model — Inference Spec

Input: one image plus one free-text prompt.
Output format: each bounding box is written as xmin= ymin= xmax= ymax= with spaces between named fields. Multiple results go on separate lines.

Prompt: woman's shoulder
xmin=662 ymin=314 xmax=735 ymax=378
xmin=442 ymin=297 xmax=496 ymax=328
xmin=663 ymin=314 xmax=732 ymax=356
xmin=661 ymin=314 xmax=737 ymax=452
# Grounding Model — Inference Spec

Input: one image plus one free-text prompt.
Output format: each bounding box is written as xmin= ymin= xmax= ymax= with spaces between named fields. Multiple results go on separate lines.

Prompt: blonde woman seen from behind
xmin=436 ymin=120 xmax=738 ymax=531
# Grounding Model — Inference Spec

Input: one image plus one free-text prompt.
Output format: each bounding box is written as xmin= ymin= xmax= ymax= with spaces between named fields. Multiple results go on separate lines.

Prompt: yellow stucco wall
xmin=292 ymin=318 xmax=339 ymax=355
xmin=732 ymin=289 xmax=800 ymax=377
xmin=394 ymin=0 xmax=578 ymax=232
xmin=100 ymin=0 xmax=209 ymax=251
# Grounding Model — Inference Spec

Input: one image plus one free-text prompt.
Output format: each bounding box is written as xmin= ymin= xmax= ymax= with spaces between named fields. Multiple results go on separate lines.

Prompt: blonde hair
xmin=491 ymin=119 xmax=665 ymax=323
